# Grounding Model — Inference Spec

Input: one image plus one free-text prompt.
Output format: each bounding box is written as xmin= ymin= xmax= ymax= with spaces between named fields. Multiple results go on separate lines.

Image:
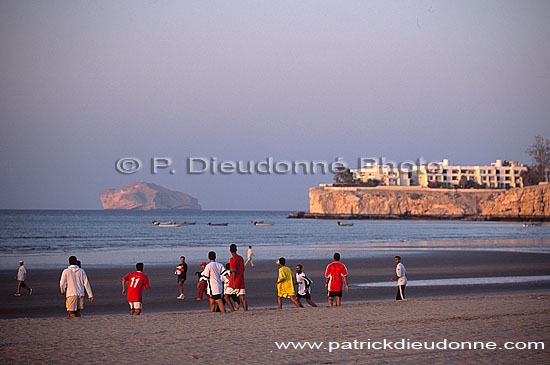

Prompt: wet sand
xmin=1 ymin=250 xmax=549 ymax=318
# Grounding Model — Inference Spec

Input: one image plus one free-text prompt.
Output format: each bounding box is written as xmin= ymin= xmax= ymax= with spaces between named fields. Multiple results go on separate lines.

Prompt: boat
xmin=152 ymin=220 xmax=175 ymax=225
xmin=182 ymin=221 xmax=196 ymax=225
xmin=253 ymin=222 xmax=274 ymax=226
xmin=208 ymin=222 xmax=228 ymax=226
xmin=337 ymin=221 xmax=354 ymax=226
xmin=250 ymin=221 xmax=264 ymax=225
xmin=157 ymin=222 xmax=181 ymax=227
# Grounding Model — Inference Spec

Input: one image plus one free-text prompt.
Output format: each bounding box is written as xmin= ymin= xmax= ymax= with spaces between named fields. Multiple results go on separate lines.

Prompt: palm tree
xmin=333 ymin=166 xmax=355 ymax=184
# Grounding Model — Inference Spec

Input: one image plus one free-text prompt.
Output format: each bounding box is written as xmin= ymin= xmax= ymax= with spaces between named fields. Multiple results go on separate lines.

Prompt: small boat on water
xmin=157 ymin=222 xmax=181 ymax=227
xmin=182 ymin=221 xmax=196 ymax=225
xmin=152 ymin=220 xmax=175 ymax=225
xmin=208 ymin=222 xmax=228 ymax=226
xmin=337 ymin=221 xmax=354 ymax=226
xmin=250 ymin=221 xmax=264 ymax=225
xmin=253 ymin=222 xmax=274 ymax=226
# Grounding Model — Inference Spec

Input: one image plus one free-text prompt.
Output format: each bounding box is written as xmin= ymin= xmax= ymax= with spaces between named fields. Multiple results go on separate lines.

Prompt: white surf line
xmin=354 ymin=275 xmax=550 ymax=288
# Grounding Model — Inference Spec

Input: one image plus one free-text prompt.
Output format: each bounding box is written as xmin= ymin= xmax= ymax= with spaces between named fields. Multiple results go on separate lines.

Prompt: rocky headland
xmin=101 ymin=182 xmax=201 ymax=210
xmin=295 ymin=183 xmax=550 ymax=221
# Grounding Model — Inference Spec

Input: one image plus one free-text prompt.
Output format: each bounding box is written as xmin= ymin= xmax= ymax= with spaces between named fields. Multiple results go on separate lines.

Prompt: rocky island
xmin=290 ymin=183 xmax=550 ymax=221
xmin=101 ymin=182 xmax=201 ymax=210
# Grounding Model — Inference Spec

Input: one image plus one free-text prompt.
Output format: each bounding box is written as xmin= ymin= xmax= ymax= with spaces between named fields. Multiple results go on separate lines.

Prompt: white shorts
xmin=226 ymin=288 xmax=245 ymax=296
xmin=66 ymin=296 xmax=84 ymax=311
xmin=129 ymin=302 xmax=142 ymax=309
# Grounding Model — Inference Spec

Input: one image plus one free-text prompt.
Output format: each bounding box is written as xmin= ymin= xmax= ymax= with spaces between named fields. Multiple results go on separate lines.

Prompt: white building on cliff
xmin=353 ymin=159 xmax=527 ymax=189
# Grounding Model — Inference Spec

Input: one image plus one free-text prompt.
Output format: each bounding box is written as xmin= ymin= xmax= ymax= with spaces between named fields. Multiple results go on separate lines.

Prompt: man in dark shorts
xmin=295 ymin=264 xmax=317 ymax=307
xmin=176 ymin=256 xmax=188 ymax=300
xmin=324 ymin=253 xmax=349 ymax=307
xmin=201 ymin=251 xmax=226 ymax=312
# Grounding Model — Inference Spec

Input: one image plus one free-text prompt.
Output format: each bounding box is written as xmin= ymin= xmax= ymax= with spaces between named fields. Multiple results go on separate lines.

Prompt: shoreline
xmin=1 ymin=237 xmax=548 ymax=269
xmin=288 ymin=211 xmax=550 ymax=222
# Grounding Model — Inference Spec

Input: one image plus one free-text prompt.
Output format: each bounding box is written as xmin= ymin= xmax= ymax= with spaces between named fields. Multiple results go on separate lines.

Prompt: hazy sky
xmin=1 ymin=0 xmax=549 ymax=210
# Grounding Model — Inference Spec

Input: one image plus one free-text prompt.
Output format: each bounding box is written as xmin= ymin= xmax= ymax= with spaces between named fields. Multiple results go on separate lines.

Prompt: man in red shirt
xmin=324 ymin=253 xmax=349 ymax=307
xmin=122 ymin=263 xmax=151 ymax=315
xmin=226 ymin=244 xmax=248 ymax=311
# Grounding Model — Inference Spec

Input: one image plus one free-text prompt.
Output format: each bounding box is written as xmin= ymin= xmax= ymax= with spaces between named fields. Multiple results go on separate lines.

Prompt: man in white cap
xmin=13 ymin=260 xmax=32 ymax=296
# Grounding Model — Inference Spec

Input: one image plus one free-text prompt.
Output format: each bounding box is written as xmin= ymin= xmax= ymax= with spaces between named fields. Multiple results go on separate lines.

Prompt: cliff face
xmin=309 ymin=184 xmax=549 ymax=218
xmin=101 ymin=182 xmax=201 ymax=210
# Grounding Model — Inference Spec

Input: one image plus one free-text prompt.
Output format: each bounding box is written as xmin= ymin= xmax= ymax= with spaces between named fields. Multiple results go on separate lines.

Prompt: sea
xmin=1 ymin=210 xmax=549 ymax=268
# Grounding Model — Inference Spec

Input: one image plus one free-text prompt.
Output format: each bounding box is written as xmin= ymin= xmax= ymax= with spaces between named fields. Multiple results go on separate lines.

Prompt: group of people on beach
xmin=13 ymin=245 xmax=408 ymax=317
xmin=194 ymin=244 xmax=249 ymax=313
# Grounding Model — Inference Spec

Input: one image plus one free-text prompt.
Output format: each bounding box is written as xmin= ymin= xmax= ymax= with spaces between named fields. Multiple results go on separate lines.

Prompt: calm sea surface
xmin=1 ymin=210 xmax=549 ymax=268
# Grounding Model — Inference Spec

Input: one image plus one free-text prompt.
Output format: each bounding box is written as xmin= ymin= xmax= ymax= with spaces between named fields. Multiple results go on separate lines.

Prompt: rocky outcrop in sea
xmin=101 ymin=182 xmax=201 ymax=210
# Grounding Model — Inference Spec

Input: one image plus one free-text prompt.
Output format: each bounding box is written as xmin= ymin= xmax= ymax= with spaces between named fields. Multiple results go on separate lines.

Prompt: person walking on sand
xmin=276 ymin=257 xmax=302 ymax=309
xmin=295 ymin=264 xmax=317 ymax=307
xmin=325 ymin=253 xmax=348 ymax=307
xmin=226 ymin=244 xmax=248 ymax=311
xmin=60 ymin=256 xmax=94 ymax=318
xmin=122 ymin=262 xmax=151 ymax=315
xmin=222 ymin=263 xmax=240 ymax=311
xmin=245 ymin=245 xmax=255 ymax=267
xmin=390 ymin=256 xmax=407 ymax=301
xmin=196 ymin=262 xmax=207 ymax=300
xmin=176 ymin=256 xmax=188 ymax=300
xmin=13 ymin=260 xmax=32 ymax=296
xmin=201 ymin=251 xmax=226 ymax=312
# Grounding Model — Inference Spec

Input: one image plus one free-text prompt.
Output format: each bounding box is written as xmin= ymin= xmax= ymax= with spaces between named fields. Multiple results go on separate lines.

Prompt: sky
xmin=1 ymin=0 xmax=549 ymax=210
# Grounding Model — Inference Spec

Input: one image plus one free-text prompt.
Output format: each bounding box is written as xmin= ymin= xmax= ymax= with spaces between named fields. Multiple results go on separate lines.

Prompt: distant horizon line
xmin=0 ymin=208 xmax=299 ymax=212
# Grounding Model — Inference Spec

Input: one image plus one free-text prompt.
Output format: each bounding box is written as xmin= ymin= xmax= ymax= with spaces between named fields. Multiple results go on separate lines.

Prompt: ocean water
xmin=1 ymin=210 xmax=549 ymax=268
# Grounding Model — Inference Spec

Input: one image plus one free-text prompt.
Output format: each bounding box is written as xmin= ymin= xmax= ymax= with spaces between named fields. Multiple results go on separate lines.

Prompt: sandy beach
xmin=0 ymin=293 xmax=548 ymax=364
xmin=1 ymin=250 xmax=549 ymax=363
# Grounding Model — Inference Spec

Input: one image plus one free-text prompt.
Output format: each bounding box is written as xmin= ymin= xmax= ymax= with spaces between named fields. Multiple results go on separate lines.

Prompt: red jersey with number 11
xmin=123 ymin=271 xmax=150 ymax=302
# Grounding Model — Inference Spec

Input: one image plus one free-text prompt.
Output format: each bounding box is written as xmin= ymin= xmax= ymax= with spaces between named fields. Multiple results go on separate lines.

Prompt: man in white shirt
xmin=13 ymin=260 xmax=32 ymax=296
xmin=295 ymin=264 xmax=317 ymax=307
xmin=390 ymin=256 xmax=407 ymax=300
xmin=201 ymin=251 xmax=226 ymax=312
xmin=60 ymin=256 xmax=94 ymax=317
